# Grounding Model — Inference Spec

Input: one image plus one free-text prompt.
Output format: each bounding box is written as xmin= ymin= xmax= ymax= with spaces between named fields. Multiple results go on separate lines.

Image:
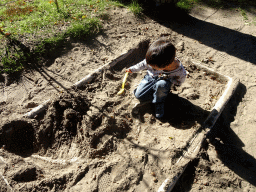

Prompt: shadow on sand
xmin=141 ymin=2 xmax=256 ymax=64
xmin=208 ymin=83 xmax=256 ymax=186
xmin=138 ymin=3 xmax=256 ymax=188
xmin=172 ymin=82 xmax=256 ymax=190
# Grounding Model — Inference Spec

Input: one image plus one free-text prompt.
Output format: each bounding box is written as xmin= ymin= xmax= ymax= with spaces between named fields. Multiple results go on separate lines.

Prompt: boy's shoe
xmin=155 ymin=103 xmax=164 ymax=119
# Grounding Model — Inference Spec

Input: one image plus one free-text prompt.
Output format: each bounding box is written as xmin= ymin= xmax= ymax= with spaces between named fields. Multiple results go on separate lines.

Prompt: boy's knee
xmin=134 ymin=88 xmax=152 ymax=101
xmin=134 ymin=90 xmax=140 ymax=99
xmin=156 ymin=80 xmax=168 ymax=88
xmin=134 ymin=88 xmax=142 ymax=100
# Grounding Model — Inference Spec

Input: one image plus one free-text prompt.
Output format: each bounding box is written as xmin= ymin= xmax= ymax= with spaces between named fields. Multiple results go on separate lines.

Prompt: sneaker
xmin=155 ymin=103 xmax=164 ymax=119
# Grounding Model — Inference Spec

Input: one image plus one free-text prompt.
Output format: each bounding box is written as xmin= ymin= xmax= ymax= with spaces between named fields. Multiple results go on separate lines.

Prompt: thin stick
xmin=0 ymin=157 xmax=13 ymax=192
xmin=0 ymin=174 xmax=13 ymax=192
xmin=31 ymin=155 xmax=80 ymax=165
xmin=54 ymin=0 xmax=60 ymax=12
xmin=101 ymin=69 xmax=106 ymax=90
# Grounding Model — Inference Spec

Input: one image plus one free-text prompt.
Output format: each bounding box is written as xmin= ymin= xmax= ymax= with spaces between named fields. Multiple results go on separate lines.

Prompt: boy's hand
xmin=126 ymin=69 xmax=132 ymax=73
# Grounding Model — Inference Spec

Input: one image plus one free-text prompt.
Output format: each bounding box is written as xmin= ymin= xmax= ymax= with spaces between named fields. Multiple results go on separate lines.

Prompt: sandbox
xmin=0 ymin=41 xmax=238 ymax=192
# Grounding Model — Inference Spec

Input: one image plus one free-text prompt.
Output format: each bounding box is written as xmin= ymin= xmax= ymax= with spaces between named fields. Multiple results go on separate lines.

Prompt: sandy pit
xmin=0 ymin=41 xmax=227 ymax=191
xmin=1 ymin=3 xmax=256 ymax=192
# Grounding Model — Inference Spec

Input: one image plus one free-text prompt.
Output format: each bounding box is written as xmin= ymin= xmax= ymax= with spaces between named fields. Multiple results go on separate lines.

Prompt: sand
xmin=1 ymin=3 xmax=256 ymax=192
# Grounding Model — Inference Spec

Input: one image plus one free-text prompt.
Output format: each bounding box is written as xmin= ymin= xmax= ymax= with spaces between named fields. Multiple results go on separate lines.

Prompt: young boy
xmin=126 ymin=38 xmax=187 ymax=118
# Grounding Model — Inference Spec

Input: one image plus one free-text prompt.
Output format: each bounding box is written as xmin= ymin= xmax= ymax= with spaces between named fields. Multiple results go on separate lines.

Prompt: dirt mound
xmin=37 ymin=93 xmax=90 ymax=155
xmin=34 ymin=82 xmax=134 ymax=160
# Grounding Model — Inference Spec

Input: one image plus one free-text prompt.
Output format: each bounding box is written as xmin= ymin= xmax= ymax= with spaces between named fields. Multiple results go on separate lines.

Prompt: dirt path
xmin=1 ymin=3 xmax=256 ymax=192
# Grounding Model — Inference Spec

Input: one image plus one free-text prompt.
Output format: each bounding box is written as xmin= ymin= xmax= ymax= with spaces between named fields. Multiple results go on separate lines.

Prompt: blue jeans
xmin=134 ymin=74 xmax=172 ymax=104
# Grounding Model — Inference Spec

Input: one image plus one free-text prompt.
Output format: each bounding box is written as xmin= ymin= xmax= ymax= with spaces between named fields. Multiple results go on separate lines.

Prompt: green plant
xmin=65 ymin=18 xmax=102 ymax=39
xmin=176 ymin=0 xmax=199 ymax=11
xmin=238 ymin=7 xmax=248 ymax=20
xmin=128 ymin=0 xmax=143 ymax=15
xmin=54 ymin=0 xmax=60 ymax=12
xmin=1 ymin=41 xmax=27 ymax=74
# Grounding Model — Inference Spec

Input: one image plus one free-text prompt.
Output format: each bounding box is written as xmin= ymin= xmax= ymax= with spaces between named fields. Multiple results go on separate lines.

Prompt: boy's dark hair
xmin=145 ymin=38 xmax=176 ymax=68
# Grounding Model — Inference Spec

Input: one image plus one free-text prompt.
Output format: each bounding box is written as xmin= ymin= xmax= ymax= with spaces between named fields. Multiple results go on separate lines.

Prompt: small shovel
xmin=117 ymin=72 xmax=129 ymax=95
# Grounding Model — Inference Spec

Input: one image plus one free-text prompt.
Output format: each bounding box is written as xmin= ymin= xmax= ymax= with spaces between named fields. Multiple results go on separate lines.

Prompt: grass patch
xmin=128 ymin=0 xmax=143 ymax=15
xmin=65 ymin=18 xmax=102 ymax=39
xmin=174 ymin=0 xmax=256 ymax=12
xmin=0 ymin=0 xmax=141 ymax=74
xmin=176 ymin=0 xmax=199 ymax=11
xmin=0 ymin=0 xmax=115 ymax=37
xmin=196 ymin=0 xmax=256 ymax=9
xmin=238 ymin=7 xmax=248 ymax=20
